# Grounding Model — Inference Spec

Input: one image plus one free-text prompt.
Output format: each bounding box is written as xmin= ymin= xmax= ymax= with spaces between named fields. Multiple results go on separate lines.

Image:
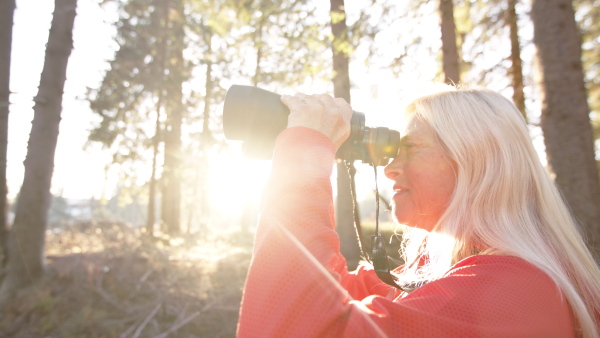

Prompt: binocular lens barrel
xmin=223 ymin=85 xmax=289 ymax=159
xmin=222 ymin=85 xmax=400 ymax=166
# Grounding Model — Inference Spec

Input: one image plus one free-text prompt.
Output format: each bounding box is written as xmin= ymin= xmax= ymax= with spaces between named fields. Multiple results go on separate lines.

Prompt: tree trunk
xmin=531 ymin=0 xmax=600 ymax=258
xmin=200 ymin=58 xmax=213 ymax=234
xmin=147 ymin=0 xmax=169 ymax=237
xmin=330 ymin=0 xmax=361 ymax=269
xmin=242 ymin=16 xmax=265 ymax=233
xmin=252 ymin=19 xmax=264 ymax=87
xmin=0 ymin=0 xmax=77 ymax=300
xmin=160 ymin=0 xmax=184 ymax=236
xmin=507 ymin=0 xmax=527 ymax=120
xmin=147 ymin=103 xmax=160 ymax=237
xmin=439 ymin=0 xmax=460 ymax=85
xmin=161 ymin=98 xmax=183 ymax=236
xmin=0 ymin=0 xmax=15 ymax=268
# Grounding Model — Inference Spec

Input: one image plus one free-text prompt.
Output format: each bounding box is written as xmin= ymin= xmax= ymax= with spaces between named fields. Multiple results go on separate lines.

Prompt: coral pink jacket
xmin=237 ymin=127 xmax=574 ymax=337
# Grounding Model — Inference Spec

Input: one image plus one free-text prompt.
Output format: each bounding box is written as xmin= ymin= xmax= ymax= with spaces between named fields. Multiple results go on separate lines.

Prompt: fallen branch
xmin=131 ymin=302 xmax=162 ymax=338
xmin=119 ymin=322 xmax=138 ymax=338
xmin=94 ymin=272 xmax=127 ymax=312
xmin=154 ymin=311 xmax=200 ymax=338
xmin=128 ymin=269 xmax=153 ymax=300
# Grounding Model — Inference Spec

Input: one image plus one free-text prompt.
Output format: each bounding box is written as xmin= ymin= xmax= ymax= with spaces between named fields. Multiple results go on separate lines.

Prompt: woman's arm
xmin=236 ymin=127 xmax=573 ymax=337
xmin=237 ymin=127 xmax=389 ymax=337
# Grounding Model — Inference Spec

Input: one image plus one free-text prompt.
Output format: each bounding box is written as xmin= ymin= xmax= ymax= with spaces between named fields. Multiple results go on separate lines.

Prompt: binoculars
xmin=222 ymin=85 xmax=400 ymax=166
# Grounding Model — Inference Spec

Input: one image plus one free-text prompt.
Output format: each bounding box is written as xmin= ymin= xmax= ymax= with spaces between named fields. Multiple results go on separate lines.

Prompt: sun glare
xmin=205 ymin=144 xmax=272 ymax=229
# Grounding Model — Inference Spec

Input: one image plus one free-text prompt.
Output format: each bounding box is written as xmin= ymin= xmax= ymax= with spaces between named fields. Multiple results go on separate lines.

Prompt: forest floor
xmin=0 ymin=221 xmax=253 ymax=337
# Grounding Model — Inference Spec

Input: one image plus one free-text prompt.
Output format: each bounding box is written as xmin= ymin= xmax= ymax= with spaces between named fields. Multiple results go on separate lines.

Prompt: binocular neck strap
xmin=345 ymin=161 xmax=370 ymax=262
xmin=344 ymin=161 xmax=426 ymax=292
xmin=346 ymin=161 xmax=412 ymax=291
xmin=370 ymin=165 xmax=407 ymax=291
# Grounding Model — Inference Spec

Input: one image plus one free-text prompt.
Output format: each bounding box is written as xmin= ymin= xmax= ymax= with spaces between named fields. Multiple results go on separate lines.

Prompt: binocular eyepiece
xmin=222 ymin=85 xmax=400 ymax=166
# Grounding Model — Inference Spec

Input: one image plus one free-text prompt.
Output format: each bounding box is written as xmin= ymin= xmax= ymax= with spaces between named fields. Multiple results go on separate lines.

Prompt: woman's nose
xmin=384 ymin=157 xmax=404 ymax=180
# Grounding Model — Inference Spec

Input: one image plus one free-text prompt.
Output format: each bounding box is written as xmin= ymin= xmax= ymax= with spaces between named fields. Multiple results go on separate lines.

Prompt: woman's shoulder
xmin=452 ymin=254 xmax=537 ymax=269
xmin=446 ymin=254 xmax=555 ymax=283
xmin=450 ymin=254 xmax=545 ymax=273
xmin=401 ymin=254 xmax=564 ymax=302
xmin=433 ymin=254 xmax=565 ymax=301
xmin=399 ymin=256 xmax=574 ymax=336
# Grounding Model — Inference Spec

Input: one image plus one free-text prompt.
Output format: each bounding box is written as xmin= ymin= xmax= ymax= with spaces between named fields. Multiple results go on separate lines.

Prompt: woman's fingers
xmin=281 ymin=93 xmax=351 ymax=150
xmin=315 ymin=93 xmax=336 ymax=107
xmin=333 ymin=97 xmax=353 ymax=123
xmin=280 ymin=94 xmax=308 ymax=110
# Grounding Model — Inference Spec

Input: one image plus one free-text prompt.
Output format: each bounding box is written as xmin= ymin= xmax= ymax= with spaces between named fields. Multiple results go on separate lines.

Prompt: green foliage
xmin=458 ymin=0 xmax=512 ymax=86
xmin=228 ymin=0 xmax=331 ymax=87
xmin=344 ymin=0 xmax=399 ymax=68
xmin=87 ymin=0 xmax=180 ymax=158
xmin=87 ymin=0 xmax=193 ymax=231
xmin=86 ymin=0 xmax=349 ymax=232
xmin=330 ymin=10 xmax=346 ymax=25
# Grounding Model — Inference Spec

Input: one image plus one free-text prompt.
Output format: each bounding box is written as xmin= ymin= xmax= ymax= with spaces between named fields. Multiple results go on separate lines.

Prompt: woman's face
xmin=384 ymin=115 xmax=457 ymax=232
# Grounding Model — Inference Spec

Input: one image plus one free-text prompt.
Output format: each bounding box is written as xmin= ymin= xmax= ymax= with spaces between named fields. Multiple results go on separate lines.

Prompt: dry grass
xmin=0 ymin=222 xmax=252 ymax=338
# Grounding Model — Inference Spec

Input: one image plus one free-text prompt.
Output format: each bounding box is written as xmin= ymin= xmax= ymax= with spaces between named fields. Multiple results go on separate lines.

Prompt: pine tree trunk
xmin=243 ymin=17 xmax=265 ymax=233
xmin=439 ymin=0 xmax=460 ymax=85
xmin=147 ymin=104 xmax=160 ymax=237
xmin=0 ymin=0 xmax=77 ymax=301
xmin=201 ymin=59 xmax=213 ymax=234
xmin=331 ymin=0 xmax=361 ymax=269
xmin=0 ymin=0 xmax=15 ymax=268
xmin=531 ymin=0 xmax=600 ymax=258
xmin=161 ymin=99 xmax=182 ymax=236
xmin=147 ymin=0 xmax=169 ymax=237
xmin=252 ymin=19 xmax=264 ymax=87
xmin=160 ymin=0 xmax=184 ymax=236
xmin=507 ymin=0 xmax=527 ymax=120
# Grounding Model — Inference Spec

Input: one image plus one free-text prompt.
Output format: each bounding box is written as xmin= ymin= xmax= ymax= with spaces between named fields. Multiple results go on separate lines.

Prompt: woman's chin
xmin=393 ymin=214 xmax=435 ymax=232
xmin=392 ymin=207 xmax=415 ymax=228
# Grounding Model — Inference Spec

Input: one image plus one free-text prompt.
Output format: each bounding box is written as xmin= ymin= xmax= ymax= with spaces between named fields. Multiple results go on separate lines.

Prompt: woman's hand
xmin=280 ymin=93 xmax=353 ymax=151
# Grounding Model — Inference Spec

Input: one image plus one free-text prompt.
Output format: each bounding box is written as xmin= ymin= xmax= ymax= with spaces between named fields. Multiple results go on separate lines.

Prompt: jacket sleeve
xmin=236 ymin=127 xmax=396 ymax=337
xmin=236 ymin=127 xmax=574 ymax=338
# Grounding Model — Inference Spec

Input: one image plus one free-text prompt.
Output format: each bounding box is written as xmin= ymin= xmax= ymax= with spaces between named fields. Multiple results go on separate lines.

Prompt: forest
xmin=0 ymin=0 xmax=599 ymax=336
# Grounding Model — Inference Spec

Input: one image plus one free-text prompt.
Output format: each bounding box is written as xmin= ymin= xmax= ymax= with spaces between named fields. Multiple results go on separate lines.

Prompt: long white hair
xmin=397 ymin=86 xmax=600 ymax=336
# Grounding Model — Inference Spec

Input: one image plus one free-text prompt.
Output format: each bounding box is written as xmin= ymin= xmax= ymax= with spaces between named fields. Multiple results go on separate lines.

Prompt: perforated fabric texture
xmin=236 ymin=127 xmax=574 ymax=338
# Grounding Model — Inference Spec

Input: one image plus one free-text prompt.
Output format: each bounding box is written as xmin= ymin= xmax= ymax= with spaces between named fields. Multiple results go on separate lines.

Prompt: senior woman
xmin=236 ymin=86 xmax=600 ymax=337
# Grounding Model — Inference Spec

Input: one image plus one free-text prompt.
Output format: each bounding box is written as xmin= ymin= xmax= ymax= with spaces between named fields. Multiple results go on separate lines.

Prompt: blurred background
xmin=1 ymin=0 xmax=599 ymax=336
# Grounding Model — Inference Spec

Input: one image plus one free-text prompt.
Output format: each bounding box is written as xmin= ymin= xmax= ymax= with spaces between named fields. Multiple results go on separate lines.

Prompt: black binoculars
xmin=222 ymin=85 xmax=400 ymax=166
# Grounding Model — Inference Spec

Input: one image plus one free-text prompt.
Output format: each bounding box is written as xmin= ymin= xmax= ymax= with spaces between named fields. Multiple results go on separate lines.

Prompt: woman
xmin=236 ymin=86 xmax=600 ymax=337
